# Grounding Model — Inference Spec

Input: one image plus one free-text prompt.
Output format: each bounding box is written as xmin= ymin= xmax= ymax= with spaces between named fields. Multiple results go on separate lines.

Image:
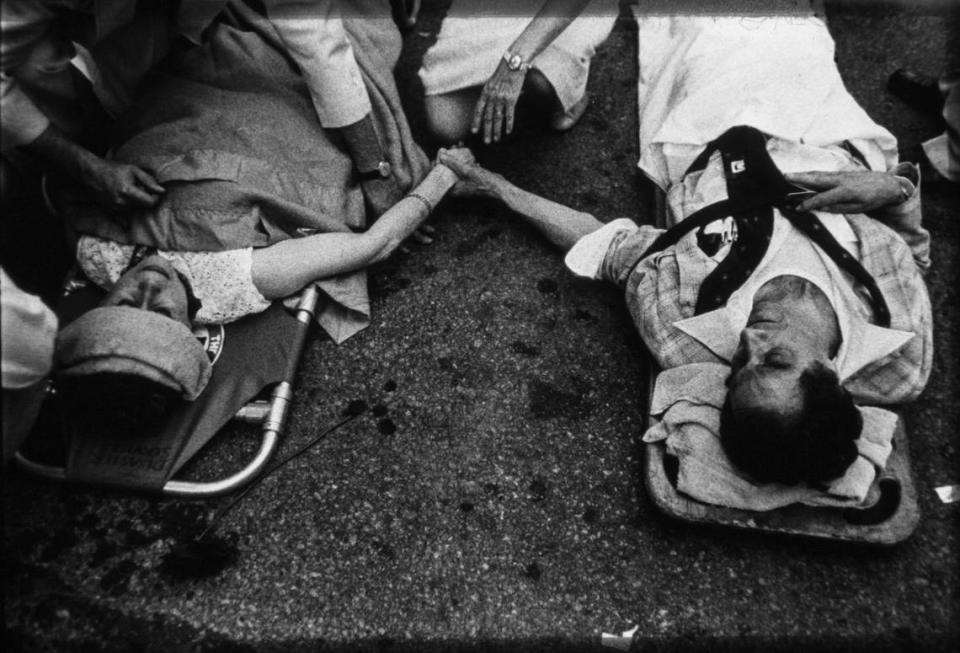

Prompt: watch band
xmin=503 ymin=50 xmax=532 ymax=73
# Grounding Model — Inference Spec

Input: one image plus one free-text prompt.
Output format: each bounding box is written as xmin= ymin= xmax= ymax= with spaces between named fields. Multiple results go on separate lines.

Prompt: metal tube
xmin=163 ymin=430 xmax=279 ymax=497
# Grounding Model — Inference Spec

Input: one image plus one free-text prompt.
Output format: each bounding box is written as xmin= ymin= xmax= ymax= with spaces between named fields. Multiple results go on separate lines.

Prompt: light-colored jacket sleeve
xmin=1 ymin=268 xmax=57 ymax=389
xmin=867 ymin=161 xmax=930 ymax=274
xmin=264 ymin=0 xmax=371 ymax=129
xmin=0 ymin=73 xmax=50 ymax=151
xmin=0 ymin=0 xmax=60 ymax=151
xmin=598 ymin=224 xmax=668 ymax=288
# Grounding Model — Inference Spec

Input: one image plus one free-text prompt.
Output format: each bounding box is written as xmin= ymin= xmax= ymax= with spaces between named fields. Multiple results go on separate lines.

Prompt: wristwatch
xmin=358 ymin=160 xmax=392 ymax=181
xmin=503 ymin=50 xmax=532 ymax=73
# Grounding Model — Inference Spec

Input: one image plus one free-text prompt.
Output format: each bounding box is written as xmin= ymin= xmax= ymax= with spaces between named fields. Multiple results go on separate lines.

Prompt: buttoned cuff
xmin=564 ymin=218 xmax=637 ymax=280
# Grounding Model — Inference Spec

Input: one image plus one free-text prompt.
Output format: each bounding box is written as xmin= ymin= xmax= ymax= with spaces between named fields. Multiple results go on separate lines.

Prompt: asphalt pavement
xmin=3 ymin=1 xmax=958 ymax=651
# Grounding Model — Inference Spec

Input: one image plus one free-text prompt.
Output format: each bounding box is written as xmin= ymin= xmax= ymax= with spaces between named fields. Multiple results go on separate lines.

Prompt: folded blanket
xmin=643 ymin=362 xmax=896 ymax=511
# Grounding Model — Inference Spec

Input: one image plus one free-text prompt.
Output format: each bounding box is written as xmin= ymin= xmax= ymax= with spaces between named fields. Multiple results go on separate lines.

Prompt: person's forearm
xmin=1 ymin=74 xmax=52 ymax=153
xmin=251 ymin=164 xmax=457 ymax=299
xmin=365 ymin=163 xmax=457 ymax=256
xmin=21 ymin=124 xmax=102 ymax=185
xmin=489 ymin=173 xmax=603 ymax=251
xmin=339 ymin=114 xmax=383 ymax=172
xmin=508 ymin=0 xmax=593 ymax=61
xmin=266 ymin=0 xmax=371 ymax=129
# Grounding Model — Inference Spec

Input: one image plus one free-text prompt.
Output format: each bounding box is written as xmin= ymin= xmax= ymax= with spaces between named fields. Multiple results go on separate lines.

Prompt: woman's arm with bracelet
xmin=250 ymin=148 xmax=473 ymax=299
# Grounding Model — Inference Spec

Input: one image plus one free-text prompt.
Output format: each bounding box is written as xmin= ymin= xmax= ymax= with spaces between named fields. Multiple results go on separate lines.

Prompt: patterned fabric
xmin=600 ymin=192 xmax=933 ymax=404
xmin=76 ymin=235 xmax=270 ymax=325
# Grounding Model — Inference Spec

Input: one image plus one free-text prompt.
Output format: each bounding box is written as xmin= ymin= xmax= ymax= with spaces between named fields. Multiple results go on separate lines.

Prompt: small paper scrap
xmin=934 ymin=485 xmax=960 ymax=504
xmin=601 ymin=625 xmax=638 ymax=650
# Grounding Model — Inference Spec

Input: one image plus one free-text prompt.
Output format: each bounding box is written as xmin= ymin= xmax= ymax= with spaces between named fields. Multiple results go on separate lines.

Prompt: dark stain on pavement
xmin=161 ymin=532 xmax=239 ymax=581
xmin=374 ymin=541 xmax=397 ymax=560
xmin=528 ymin=477 xmax=548 ymax=502
xmin=528 ymin=378 xmax=593 ymax=419
xmin=368 ymin=268 xmax=412 ymax=299
xmin=536 ymin=278 xmax=558 ymax=294
xmin=572 ymin=308 xmax=598 ymax=323
xmin=377 ymin=418 xmax=397 ymax=435
xmin=344 ymin=399 xmax=369 ymax=417
xmin=383 ymin=379 xmax=397 ymax=392
xmin=523 ymin=562 xmax=543 ymax=581
xmin=583 ymin=507 xmax=599 ymax=524
xmin=510 ymin=340 xmax=541 ymax=357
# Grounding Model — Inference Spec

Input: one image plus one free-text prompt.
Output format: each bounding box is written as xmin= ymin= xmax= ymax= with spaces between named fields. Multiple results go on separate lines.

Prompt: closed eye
xmin=763 ymin=351 xmax=793 ymax=369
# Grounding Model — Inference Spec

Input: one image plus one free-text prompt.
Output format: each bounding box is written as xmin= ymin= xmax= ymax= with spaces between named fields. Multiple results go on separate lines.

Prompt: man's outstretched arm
xmin=437 ymin=150 xmax=603 ymax=251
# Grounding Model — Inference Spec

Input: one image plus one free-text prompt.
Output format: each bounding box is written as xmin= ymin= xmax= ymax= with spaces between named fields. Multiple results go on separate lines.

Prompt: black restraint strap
xmin=626 ymin=126 xmax=891 ymax=326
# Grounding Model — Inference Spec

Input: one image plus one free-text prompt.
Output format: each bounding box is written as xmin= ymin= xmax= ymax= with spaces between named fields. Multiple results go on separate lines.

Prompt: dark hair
xmin=720 ymin=362 xmax=862 ymax=486
xmin=56 ymin=372 xmax=181 ymax=437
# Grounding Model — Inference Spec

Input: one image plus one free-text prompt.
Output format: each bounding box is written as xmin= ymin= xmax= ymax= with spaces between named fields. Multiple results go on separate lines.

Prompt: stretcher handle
xmin=163 ymin=285 xmax=320 ymax=497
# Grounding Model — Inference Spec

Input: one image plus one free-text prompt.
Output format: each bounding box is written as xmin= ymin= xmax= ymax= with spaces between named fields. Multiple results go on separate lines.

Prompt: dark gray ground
xmin=3 ymin=1 xmax=958 ymax=651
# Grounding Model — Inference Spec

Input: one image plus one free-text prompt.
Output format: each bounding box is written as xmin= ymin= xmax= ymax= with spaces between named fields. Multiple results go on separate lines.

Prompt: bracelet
xmin=407 ymin=192 xmax=433 ymax=215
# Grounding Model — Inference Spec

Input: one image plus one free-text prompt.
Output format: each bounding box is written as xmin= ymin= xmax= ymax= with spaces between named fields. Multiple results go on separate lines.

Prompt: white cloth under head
xmin=643 ymin=362 xmax=897 ymax=510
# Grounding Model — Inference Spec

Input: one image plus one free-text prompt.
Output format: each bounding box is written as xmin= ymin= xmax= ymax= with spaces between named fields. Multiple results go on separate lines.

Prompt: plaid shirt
xmin=598 ymin=178 xmax=932 ymax=405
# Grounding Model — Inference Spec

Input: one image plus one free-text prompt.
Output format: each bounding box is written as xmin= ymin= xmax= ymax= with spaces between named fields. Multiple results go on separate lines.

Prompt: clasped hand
xmin=785 ymin=170 xmax=911 ymax=214
xmin=438 ymin=147 xmax=501 ymax=199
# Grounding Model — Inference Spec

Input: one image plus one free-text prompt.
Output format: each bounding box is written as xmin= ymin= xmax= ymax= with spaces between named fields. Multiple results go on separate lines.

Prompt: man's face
xmin=726 ymin=298 xmax=834 ymax=418
xmin=100 ymin=255 xmax=191 ymax=327
xmin=727 ymin=328 xmax=812 ymax=418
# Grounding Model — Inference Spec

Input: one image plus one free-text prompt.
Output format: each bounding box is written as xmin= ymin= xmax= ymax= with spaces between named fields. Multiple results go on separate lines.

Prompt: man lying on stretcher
xmin=50 ymin=3 xmax=473 ymax=435
xmin=438 ymin=15 xmax=932 ymax=507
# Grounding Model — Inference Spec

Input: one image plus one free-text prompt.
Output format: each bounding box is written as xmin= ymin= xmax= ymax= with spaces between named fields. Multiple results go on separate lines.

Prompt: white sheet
xmin=633 ymin=10 xmax=898 ymax=189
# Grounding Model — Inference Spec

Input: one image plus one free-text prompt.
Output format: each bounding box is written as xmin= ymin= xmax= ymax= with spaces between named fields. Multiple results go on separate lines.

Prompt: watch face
xmin=508 ymin=54 xmax=523 ymax=71
xmin=378 ymin=160 xmax=392 ymax=178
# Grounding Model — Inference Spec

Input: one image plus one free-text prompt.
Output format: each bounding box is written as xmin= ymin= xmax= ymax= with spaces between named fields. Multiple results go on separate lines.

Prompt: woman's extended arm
xmin=250 ymin=149 xmax=468 ymax=299
xmin=472 ymin=0 xmax=593 ymax=143
xmin=438 ymin=150 xmax=602 ymax=251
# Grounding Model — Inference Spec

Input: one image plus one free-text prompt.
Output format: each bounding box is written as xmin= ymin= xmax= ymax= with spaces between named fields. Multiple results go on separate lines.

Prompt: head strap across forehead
xmin=55 ymin=306 xmax=212 ymax=399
